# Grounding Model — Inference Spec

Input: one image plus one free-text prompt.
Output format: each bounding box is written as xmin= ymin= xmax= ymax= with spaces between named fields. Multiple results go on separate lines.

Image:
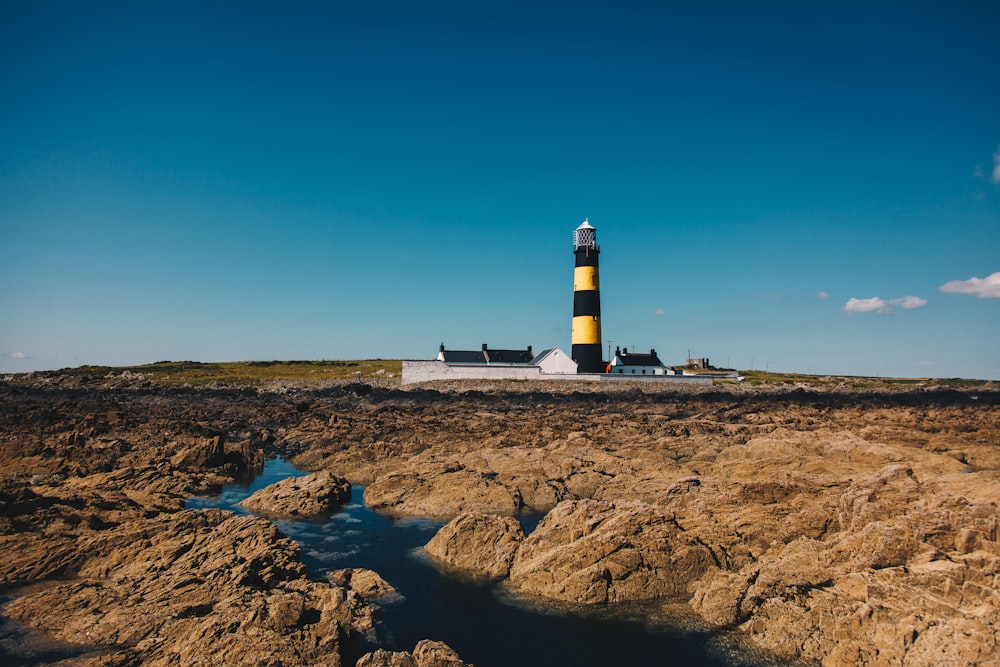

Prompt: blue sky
xmin=2 ymin=1 xmax=998 ymax=379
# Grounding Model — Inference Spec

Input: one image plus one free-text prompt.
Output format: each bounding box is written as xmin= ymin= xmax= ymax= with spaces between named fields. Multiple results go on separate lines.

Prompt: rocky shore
xmin=1 ymin=373 xmax=998 ymax=665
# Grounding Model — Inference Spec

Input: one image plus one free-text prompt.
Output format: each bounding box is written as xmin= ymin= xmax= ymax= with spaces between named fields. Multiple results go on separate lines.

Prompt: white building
xmin=402 ymin=343 xmax=712 ymax=385
xmin=530 ymin=347 xmax=579 ymax=374
xmin=608 ymin=347 xmax=670 ymax=376
xmin=402 ymin=343 xmax=577 ymax=384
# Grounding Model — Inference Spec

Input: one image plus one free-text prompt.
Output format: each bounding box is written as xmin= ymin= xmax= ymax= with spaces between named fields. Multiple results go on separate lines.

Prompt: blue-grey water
xmin=187 ymin=458 xmax=773 ymax=667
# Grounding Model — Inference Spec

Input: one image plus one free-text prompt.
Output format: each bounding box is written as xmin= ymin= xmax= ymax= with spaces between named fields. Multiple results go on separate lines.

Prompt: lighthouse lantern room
xmin=574 ymin=219 xmax=597 ymax=251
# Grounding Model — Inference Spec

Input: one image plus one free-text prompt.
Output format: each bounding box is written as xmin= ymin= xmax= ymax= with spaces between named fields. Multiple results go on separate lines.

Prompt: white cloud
xmin=10 ymin=352 xmax=26 ymax=359
xmin=654 ymin=308 xmax=666 ymax=316
xmin=816 ymin=291 xmax=829 ymax=300
xmin=938 ymin=271 xmax=1000 ymax=298
xmin=994 ymin=146 xmax=1000 ymax=184
xmin=843 ymin=297 xmax=891 ymax=314
xmin=895 ymin=295 xmax=927 ymax=309
xmin=842 ymin=295 xmax=927 ymax=315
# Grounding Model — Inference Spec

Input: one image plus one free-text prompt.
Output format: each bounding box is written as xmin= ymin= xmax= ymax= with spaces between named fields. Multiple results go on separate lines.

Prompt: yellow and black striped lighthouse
xmin=572 ymin=218 xmax=604 ymax=373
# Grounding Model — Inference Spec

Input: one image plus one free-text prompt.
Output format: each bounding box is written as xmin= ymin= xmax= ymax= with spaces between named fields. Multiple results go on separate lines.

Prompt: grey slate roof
xmin=439 ymin=344 xmax=534 ymax=365
xmin=484 ymin=348 xmax=533 ymax=363
xmin=440 ymin=349 xmax=487 ymax=363
xmin=616 ymin=352 xmax=663 ymax=366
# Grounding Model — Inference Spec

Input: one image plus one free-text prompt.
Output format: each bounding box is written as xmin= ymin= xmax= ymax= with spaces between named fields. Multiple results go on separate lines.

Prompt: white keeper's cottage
xmin=608 ymin=347 xmax=670 ymax=375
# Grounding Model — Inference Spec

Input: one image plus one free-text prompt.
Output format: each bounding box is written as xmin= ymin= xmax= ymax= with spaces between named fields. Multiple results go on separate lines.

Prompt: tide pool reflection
xmin=187 ymin=458 xmax=768 ymax=667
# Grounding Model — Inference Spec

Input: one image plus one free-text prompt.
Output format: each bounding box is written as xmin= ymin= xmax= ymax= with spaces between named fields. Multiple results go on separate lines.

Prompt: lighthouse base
xmin=572 ymin=344 xmax=604 ymax=374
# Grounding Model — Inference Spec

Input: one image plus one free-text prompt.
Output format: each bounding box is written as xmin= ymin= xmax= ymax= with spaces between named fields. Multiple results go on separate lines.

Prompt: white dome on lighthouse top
xmin=573 ymin=218 xmax=598 ymax=250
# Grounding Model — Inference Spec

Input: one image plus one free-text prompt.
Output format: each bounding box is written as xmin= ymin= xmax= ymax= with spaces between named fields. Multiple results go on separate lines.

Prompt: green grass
xmin=18 ymin=359 xmax=403 ymax=387
xmin=718 ymin=370 xmax=836 ymax=386
xmin=734 ymin=370 xmax=992 ymax=388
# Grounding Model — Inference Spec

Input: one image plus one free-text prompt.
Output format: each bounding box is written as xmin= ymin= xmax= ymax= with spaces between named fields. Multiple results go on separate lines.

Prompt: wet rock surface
xmin=1 ymin=374 xmax=999 ymax=665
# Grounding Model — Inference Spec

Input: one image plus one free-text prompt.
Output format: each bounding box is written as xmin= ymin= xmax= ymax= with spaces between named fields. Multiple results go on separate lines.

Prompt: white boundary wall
xmin=401 ymin=361 xmax=713 ymax=386
xmin=402 ymin=361 xmax=547 ymax=384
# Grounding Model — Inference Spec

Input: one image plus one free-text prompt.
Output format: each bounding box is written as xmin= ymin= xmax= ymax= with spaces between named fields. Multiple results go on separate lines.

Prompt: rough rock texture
xmin=240 ymin=470 xmax=352 ymax=518
xmin=329 ymin=567 xmax=401 ymax=601
xmin=364 ymin=462 xmax=523 ymax=519
xmin=687 ymin=459 xmax=1000 ymax=665
xmin=288 ymin=382 xmax=1000 ymax=666
xmin=356 ymin=639 xmax=470 ymax=667
xmin=508 ymin=498 xmax=717 ymax=603
xmin=4 ymin=508 xmax=374 ymax=666
xmin=0 ymin=379 xmax=452 ymax=666
xmin=424 ymin=511 xmax=525 ymax=579
xmin=3 ymin=374 xmax=1000 ymax=666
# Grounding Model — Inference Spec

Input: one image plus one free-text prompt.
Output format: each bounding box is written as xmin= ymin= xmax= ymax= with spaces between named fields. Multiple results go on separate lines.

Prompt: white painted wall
xmin=609 ymin=364 xmax=666 ymax=376
xmin=401 ymin=360 xmax=713 ymax=386
xmin=401 ymin=361 xmax=543 ymax=384
xmin=534 ymin=348 xmax=578 ymax=374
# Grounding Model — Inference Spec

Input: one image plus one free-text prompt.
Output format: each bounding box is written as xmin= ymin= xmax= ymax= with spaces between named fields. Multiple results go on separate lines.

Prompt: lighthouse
xmin=572 ymin=219 xmax=604 ymax=373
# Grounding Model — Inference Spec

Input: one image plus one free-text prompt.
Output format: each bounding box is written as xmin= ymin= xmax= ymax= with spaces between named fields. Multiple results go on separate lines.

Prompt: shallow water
xmin=187 ymin=458 xmax=776 ymax=667
xmin=0 ymin=596 xmax=110 ymax=666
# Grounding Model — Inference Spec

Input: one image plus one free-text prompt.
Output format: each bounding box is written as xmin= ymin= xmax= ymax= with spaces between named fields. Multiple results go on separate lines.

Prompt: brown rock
xmin=411 ymin=640 xmax=469 ymax=667
xmin=357 ymin=639 xmax=470 ymax=667
xmin=357 ymin=649 xmax=418 ymax=667
xmin=3 ymin=508 xmax=374 ymax=666
xmin=329 ymin=567 xmax=400 ymax=601
xmin=689 ymin=569 xmax=758 ymax=627
xmin=4 ymin=371 xmax=1000 ymax=666
xmin=424 ymin=511 xmax=525 ymax=579
xmin=364 ymin=462 xmax=522 ymax=519
xmin=955 ymin=527 xmax=978 ymax=554
xmin=508 ymin=498 xmax=716 ymax=604
xmin=240 ymin=471 xmax=351 ymax=518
